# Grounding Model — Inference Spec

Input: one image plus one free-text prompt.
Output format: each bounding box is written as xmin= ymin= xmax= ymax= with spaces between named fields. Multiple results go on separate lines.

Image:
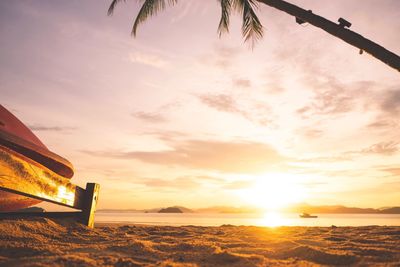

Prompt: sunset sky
xmin=1 ymin=0 xmax=399 ymax=210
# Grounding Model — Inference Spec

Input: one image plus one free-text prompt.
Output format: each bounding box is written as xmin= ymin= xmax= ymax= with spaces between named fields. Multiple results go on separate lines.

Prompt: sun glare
xmin=237 ymin=173 xmax=307 ymax=211
xmin=259 ymin=211 xmax=289 ymax=227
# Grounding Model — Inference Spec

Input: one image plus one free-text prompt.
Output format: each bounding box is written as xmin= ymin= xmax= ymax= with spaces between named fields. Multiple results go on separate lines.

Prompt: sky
xmin=1 ymin=0 xmax=399 ymax=210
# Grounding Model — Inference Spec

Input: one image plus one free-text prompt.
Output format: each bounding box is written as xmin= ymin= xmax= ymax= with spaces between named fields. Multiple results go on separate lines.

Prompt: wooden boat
xmin=299 ymin=212 xmax=318 ymax=218
xmin=0 ymin=104 xmax=75 ymax=211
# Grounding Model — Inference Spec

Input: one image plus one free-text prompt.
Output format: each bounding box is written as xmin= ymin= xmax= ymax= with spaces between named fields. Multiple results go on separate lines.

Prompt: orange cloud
xmin=82 ymin=139 xmax=285 ymax=173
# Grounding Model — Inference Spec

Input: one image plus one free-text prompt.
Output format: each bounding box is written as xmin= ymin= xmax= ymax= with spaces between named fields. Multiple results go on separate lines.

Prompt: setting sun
xmin=1 ymin=0 xmax=400 ymax=266
xmin=237 ymin=173 xmax=308 ymax=211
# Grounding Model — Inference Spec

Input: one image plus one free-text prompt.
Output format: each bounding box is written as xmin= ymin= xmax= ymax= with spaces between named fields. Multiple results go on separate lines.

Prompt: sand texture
xmin=0 ymin=218 xmax=399 ymax=266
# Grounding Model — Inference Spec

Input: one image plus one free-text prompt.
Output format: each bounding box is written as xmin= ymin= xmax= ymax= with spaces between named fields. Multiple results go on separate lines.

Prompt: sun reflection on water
xmin=259 ymin=211 xmax=290 ymax=227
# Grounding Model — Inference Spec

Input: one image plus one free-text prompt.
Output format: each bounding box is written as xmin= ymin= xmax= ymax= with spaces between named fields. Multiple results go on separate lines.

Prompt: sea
xmin=95 ymin=212 xmax=400 ymax=227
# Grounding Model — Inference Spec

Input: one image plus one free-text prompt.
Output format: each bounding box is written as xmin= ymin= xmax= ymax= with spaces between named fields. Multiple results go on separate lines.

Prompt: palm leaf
xmin=217 ymin=0 xmax=232 ymax=36
xmin=132 ymin=0 xmax=178 ymax=36
xmin=108 ymin=0 xmax=127 ymax=15
xmin=232 ymin=0 xmax=263 ymax=45
xmin=108 ymin=0 xmax=262 ymax=46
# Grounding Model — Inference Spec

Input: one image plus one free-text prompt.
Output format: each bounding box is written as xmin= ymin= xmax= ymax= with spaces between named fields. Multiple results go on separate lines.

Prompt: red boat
xmin=0 ymin=104 xmax=74 ymax=211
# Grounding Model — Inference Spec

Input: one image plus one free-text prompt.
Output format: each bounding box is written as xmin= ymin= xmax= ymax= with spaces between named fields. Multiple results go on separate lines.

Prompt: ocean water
xmin=95 ymin=212 xmax=400 ymax=227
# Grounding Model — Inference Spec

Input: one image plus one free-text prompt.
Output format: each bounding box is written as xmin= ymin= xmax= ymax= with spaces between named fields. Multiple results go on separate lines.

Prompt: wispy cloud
xmin=131 ymin=175 xmax=253 ymax=192
xmin=196 ymin=93 xmax=273 ymax=126
xmin=129 ymin=52 xmax=168 ymax=68
xmin=134 ymin=176 xmax=201 ymax=190
xmin=28 ymin=124 xmax=76 ymax=132
xmin=363 ymin=89 xmax=400 ymax=131
xmin=138 ymin=130 xmax=187 ymax=142
xmin=296 ymin=155 xmax=352 ymax=163
xmin=380 ymin=167 xmax=400 ymax=176
xmin=222 ymin=180 xmax=252 ymax=189
xmin=339 ymin=141 xmax=399 ymax=157
xmin=297 ymin=141 xmax=399 ymax=163
xmin=367 ymin=118 xmax=398 ymax=129
xmin=131 ymin=100 xmax=181 ymax=123
xmin=359 ymin=141 xmax=399 ymax=156
xmin=132 ymin=111 xmax=167 ymax=123
xmin=233 ymin=78 xmax=251 ymax=88
xmin=199 ymin=45 xmax=242 ymax=69
xmin=380 ymin=89 xmax=400 ymax=116
xmin=81 ymin=139 xmax=285 ymax=174
xmin=298 ymin=77 xmax=400 ymax=125
xmin=197 ymin=93 xmax=244 ymax=115
xmin=297 ymin=77 xmax=368 ymax=117
xmin=298 ymin=127 xmax=324 ymax=139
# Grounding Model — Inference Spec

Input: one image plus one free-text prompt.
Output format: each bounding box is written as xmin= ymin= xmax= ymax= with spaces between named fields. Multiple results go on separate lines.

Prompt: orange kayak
xmin=0 ymin=104 xmax=74 ymax=211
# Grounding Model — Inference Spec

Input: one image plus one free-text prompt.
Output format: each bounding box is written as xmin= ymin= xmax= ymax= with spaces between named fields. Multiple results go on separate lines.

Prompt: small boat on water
xmin=299 ymin=212 xmax=318 ymax=218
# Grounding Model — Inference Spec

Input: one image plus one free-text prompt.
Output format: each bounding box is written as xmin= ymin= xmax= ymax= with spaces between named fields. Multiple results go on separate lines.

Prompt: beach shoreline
xmin=0 ymin=217 xmax=399 ymax=266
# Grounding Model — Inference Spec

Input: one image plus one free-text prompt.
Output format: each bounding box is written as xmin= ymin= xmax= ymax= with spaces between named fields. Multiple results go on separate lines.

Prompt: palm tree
xmin=108 ymin=0 xmax=400 ymax=72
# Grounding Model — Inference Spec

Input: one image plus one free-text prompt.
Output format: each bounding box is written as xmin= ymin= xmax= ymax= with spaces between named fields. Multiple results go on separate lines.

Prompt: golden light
xmin=237 ymin=173 xmax=307 ymax=211
xmin=55 ymin=186 xmax=75 ymax=206
xmin=258 ymin=211 xmax=289 ymax=227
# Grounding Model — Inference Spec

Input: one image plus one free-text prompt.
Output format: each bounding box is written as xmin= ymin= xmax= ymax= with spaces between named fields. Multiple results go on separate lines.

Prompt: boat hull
xmin=0 ymin=147 xmax=42 ymax=211
xmin=0 ymin=190 xmax=41 ymax=212
xmin=0 ymin=104 xmax=76 ymax=211
xmin=0 ymin=146 xmax=80 ymax=211
xmin=0 ymin=105 xmax=74 ymax=178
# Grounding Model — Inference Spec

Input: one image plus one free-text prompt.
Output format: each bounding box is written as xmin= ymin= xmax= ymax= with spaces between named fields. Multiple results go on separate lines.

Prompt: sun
xmin=237 ymin=173 xmax=308 ymax=211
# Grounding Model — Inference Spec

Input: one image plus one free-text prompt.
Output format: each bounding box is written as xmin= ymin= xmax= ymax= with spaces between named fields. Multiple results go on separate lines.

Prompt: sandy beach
xmin=0 ymin=218 xmax=399 ymax=266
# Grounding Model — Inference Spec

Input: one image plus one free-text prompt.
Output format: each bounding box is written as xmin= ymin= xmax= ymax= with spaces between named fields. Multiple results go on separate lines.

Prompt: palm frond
xmin=132 ymin=0 xmax=178 ymax=36
xmin=217 ymin=0 xmax=232 ymax=37
xmin=108 ymin=0 xmax=126 ymax=16
xmin=109 ymin=0 xmax=262 ymax=46
xmin=232 ymin=0 xmax=263 ymax=46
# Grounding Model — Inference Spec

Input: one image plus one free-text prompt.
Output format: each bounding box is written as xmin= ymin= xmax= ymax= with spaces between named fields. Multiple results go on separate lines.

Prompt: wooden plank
xmin=81 ymin=183 xmax=100 ymax=228
xmin=0 ymin=211 xmax=82 ymax=220
xmin=0 ymin=146 xmax=85 ymax=210
xmin=0 ymin=145 xmax=101 ymax=228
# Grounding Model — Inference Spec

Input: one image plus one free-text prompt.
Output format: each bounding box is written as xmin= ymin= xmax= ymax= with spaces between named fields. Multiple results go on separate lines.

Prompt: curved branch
xmin=257 ymin=0 xmax=400 ymax=72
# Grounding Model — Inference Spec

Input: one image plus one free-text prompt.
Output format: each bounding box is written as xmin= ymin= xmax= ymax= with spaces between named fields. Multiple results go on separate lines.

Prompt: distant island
xmin=158 ymin=207 xmax=183 ymax=213
xmin=98 ymin=206 xmax=193 ymax=214
xmin=97 ymin=204 xmax=400 ymax=214
xmin=284 ymin=204 xmax=400 ymax=215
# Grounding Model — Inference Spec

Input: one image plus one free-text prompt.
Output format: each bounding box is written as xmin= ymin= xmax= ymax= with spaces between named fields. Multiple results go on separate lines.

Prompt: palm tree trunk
xmin=257 ymin=0 xmax=400 ymax=72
